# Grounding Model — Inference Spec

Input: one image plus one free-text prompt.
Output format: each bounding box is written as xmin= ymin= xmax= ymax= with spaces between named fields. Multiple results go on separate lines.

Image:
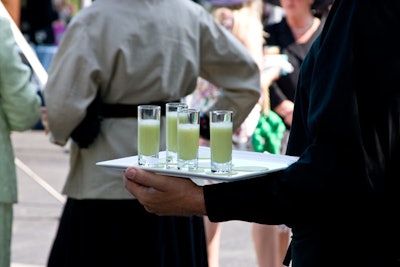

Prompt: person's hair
xmin=209 ymin=0 xmax=265 ymax=68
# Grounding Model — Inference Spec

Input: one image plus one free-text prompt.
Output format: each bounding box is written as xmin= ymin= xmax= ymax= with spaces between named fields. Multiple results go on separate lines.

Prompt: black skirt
xmin=47 ymin=198 xmax=208 ymax=267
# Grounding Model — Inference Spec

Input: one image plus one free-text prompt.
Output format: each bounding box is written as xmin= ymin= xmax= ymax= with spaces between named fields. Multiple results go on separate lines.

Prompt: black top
xmin=204 ymin=0 xmax=400 ymax=266
xmin=264 ymin=17 xmax=323 ymax=114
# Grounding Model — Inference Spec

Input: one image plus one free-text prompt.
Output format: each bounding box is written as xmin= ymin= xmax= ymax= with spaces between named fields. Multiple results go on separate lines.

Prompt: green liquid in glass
xmin=210 ymin=122 xmax=232 ymax=163
xmin=177 ymin=124 xmax=199 ymax=160
xmin=166 ymin=112 xmax=178 ymax=152
xmin=138 ymin=119 xmax=160 ymax=156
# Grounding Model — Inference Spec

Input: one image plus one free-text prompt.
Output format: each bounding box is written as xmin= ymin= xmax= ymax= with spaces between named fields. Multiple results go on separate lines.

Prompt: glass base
xmin=138 ymin=154 xmax=159 ymax=167
xmin=166 ymin=150 xmax=179 ymax=163
xmin=211 ymin=160 xmax=232 ymax=173
xmin=166 ymin=150 xmax=179 ymax=169
xmin=178 ymin=158 xmax=198 ymax=171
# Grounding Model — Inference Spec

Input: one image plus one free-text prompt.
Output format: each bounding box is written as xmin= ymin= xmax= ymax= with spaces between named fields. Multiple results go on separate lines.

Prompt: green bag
xmin=251 ymin=110 xmax=286 ymax=154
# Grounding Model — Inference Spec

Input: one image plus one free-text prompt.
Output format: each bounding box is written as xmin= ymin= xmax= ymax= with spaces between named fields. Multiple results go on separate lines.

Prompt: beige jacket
xmin=44 ymin=0 xmax=261 ymax=199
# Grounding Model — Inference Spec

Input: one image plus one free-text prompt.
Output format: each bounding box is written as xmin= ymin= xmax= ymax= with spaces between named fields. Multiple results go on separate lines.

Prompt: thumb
xmin=124 ymin=167 xmax=158 ymax=188
xmin=125 ymin=167 xmax=137 ymax=181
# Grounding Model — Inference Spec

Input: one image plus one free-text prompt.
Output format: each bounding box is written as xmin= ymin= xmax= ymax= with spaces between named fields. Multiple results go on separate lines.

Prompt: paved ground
xmin=11 ymin=130 xmax=258 ymax=267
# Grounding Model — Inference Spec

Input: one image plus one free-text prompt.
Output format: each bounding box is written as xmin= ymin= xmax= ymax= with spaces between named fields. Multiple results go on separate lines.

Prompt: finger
xmin=40 ymin=107 xmax=50 ymax=134
xmin=125 ymin=167 xmax=175 ymax=191
xmin=123 ymin=168 xmax=174 ymax=214
xmin=123 ymin=169 xmax=148 ymax=198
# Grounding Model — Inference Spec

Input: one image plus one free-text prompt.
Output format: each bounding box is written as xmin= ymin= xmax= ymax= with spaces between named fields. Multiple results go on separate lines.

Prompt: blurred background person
xmin=264 ymin=0 xmax=327 ymax=154
xmin=41 ymin=0 xmax=261 ymax=266
xmin=20 ymin=0 xmax=59 ymax=45
xmin=51 ymin=0 xmax=75 ymax=45
xmin=0 ymin=13 xmax=41 ymax=267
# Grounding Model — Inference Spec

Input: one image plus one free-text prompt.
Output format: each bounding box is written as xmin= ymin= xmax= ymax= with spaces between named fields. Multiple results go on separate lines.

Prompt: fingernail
xmin=125 ymin=169 xmax=135 ymax=179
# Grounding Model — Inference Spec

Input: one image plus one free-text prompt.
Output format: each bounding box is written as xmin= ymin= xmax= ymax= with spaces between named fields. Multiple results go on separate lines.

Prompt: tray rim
xmin=96 ymin=146 xmax=299 ymax=182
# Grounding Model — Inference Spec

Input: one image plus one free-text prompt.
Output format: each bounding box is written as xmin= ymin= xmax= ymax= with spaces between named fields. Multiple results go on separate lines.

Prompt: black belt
xmin=100 ymin=101 xmax=180 ymax=118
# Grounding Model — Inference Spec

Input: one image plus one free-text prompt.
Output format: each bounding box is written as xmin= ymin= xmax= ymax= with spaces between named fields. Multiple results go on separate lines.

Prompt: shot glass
xmin=177 ymin=108 xmax=200 ymax=171
xmin=137 ymin=105 xmax=161 ymax=167
xmin=166 ymin=102 xmax=188 ymax=166
xmin=210 ymin=110 xmax=233 ymax=173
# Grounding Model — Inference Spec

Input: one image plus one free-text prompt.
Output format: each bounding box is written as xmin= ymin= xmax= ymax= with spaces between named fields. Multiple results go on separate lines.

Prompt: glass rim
xmin=166 ymin=102 xmax=188 ymax=106
xmin=210 ymin=110 xmax=233 ymax=114
xmin=138 ymin=105 xmax=161 ymax=109
xmin=178 ymin=108 xmax=200 ymax=113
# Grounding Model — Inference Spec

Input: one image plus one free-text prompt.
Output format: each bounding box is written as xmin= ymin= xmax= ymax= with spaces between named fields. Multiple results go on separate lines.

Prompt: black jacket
xmin=204 ymin=0 xmax=400 ymax=266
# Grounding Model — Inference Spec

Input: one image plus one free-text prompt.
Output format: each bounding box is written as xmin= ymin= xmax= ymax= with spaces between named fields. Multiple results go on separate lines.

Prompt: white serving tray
xmin=96 ymin=146 xmax=298 ymax=182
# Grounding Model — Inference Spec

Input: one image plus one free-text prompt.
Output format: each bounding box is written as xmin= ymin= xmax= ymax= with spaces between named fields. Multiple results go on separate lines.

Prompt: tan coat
xmin=44 ymin=0 xmax=261 ymax=199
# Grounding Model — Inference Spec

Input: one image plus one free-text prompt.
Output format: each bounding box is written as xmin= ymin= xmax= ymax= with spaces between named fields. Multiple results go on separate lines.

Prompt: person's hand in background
xmin=274 ymin=99 xmax=294 ymax=127
xmin=40 ymin=107 xmax=49 ymax=134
